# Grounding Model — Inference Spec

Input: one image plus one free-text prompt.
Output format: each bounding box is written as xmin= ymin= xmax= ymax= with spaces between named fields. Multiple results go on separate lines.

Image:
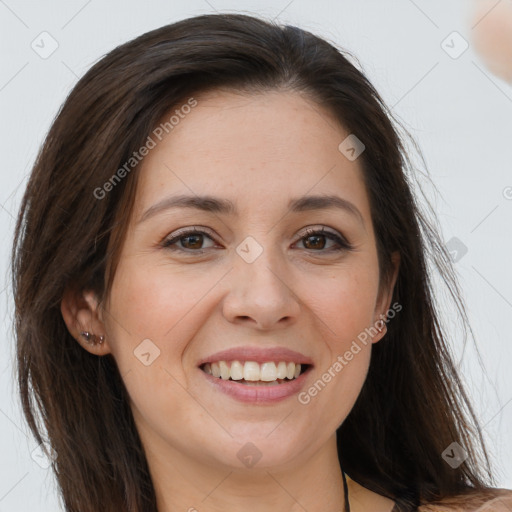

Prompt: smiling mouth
xmin=200 ymin=361 xmax=310 ymax=385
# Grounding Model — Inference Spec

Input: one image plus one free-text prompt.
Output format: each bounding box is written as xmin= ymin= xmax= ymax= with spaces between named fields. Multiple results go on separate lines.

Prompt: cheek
xmin=300 ymin=260 xmax=380 ymax=347
xmin=106 ymin=257 xmax=218 ymax=355
xmin=104 ymin=260 xmax=211 ymax=435
xmin=295 ymin=259 xmax=378 ymax=411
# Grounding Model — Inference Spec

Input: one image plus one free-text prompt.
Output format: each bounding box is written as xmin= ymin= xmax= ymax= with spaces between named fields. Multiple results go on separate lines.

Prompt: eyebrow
xmin=138 ymin=193 xmax=364 ymax=225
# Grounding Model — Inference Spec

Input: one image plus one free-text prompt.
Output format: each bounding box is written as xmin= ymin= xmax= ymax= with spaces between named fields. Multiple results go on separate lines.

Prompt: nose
xmin=221 ymin=245 xmax=301 ymax=331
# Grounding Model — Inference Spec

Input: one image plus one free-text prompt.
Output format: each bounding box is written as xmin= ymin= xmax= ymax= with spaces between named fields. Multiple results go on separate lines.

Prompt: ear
xmin=372 ymin=251 xmax=400 ymax=343
xmin=61 ymin=287 xmax=112 ymax=355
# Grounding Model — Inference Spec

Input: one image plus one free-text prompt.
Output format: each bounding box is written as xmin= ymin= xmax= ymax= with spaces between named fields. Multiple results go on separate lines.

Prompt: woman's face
xmin=97 ymin=89 xmax=398 ymax=472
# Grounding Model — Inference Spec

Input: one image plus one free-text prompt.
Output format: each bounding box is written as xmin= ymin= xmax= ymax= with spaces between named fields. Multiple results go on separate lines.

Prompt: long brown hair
xmin=12 ymin=13 xmax=496 ymax=512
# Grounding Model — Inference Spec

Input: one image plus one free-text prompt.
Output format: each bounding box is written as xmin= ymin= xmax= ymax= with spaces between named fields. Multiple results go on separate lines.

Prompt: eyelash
xmin=161 ymin=226 xmax=354 ymax=255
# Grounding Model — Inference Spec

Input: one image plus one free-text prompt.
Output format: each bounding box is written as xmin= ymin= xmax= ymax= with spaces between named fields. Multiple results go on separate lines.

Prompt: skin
xmin=470 ymin=0 xmax=512 ymax=83
xmin=62 ymin=89 xmax=400 ymax=512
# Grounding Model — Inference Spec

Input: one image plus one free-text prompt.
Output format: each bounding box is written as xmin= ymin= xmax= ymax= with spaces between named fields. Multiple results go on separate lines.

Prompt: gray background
xmin=1 ymin=0 xmax=511 ymax=510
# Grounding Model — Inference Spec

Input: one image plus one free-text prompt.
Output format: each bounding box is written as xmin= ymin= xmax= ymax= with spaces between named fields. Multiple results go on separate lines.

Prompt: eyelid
xmin=166 ymin=225 xmax=216 ymax=238
xmin=299 ymin=225 xmax=340 ymax=239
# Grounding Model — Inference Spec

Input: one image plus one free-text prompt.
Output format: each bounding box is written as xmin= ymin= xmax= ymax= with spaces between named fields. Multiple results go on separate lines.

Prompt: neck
xmin=144 ymin=433 xmax=347 ymax=512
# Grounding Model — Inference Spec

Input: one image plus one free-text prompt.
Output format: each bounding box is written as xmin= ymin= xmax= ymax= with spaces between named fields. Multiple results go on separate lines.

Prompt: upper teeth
xmin=203 ymin=361 xmax=302 ymax=381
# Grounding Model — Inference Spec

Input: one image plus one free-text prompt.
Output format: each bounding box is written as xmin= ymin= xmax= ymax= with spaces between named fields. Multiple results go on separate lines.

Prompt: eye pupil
xmin=304 ymin=235 xmax=326 ymax=250
xmin=182 ymin=234 xmax=203 ymax=249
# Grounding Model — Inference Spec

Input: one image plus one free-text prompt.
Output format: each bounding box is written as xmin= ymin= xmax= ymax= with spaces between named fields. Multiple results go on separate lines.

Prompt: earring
xmin=376 ymin=315 xmax=387 ymax=333
xmin=80 ymin=331 xmax=105 ymax=345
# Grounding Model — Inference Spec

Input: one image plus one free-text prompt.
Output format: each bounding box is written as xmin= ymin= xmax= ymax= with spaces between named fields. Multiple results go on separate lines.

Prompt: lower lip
xmin=199 ymin=367 xmax=312 ymax=404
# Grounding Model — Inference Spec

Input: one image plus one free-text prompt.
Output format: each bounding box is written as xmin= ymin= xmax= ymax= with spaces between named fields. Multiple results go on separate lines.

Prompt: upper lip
xmin=197 ymin=346 xmax=314 ymax=366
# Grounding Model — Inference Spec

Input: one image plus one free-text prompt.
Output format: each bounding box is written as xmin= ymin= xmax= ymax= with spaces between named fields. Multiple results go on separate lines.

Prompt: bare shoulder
xmin=419 ymin=488 xmax=512 ymax=512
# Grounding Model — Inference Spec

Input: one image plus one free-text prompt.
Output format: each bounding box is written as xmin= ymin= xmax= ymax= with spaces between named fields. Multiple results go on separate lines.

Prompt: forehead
xmin=134 ymin=89 xmax=370 ymax=221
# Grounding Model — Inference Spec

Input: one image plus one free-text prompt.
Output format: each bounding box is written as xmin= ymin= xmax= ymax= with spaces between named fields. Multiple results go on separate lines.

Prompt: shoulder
xmin=418 ymin=488 xmax=512 ymax=512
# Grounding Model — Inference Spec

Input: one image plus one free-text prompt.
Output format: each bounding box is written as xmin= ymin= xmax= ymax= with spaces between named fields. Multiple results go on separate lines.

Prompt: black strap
xmin=341 ymin=468 xmax=350 ymax=512
xmin=341 ymin=472 xmax=405 ymax=512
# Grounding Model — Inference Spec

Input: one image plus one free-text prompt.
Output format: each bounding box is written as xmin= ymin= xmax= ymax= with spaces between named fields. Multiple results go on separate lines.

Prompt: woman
xmin=11 ymin=13 xmax=512 ymax=512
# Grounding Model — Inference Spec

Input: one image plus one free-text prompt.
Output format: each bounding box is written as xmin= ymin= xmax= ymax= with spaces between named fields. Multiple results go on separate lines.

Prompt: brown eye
xmin=162 ymin=226 xmax=353 ymax=255
xmin=162 ymin=229 xmax=216 ymax=252
xmin=296 ymin=228 xmax=352 ymax=253
xmin=179 ymin=233 xmax=205 ymax=250
xmin=302 ymin=233 xmax=327 ymax=250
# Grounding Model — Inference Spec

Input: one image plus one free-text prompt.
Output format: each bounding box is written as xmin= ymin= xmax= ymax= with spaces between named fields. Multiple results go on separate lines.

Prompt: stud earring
xmin=80 ymin=331 xmax=105 ymax=345
xmin=376 ymin=315 xmax=388 ymax=333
